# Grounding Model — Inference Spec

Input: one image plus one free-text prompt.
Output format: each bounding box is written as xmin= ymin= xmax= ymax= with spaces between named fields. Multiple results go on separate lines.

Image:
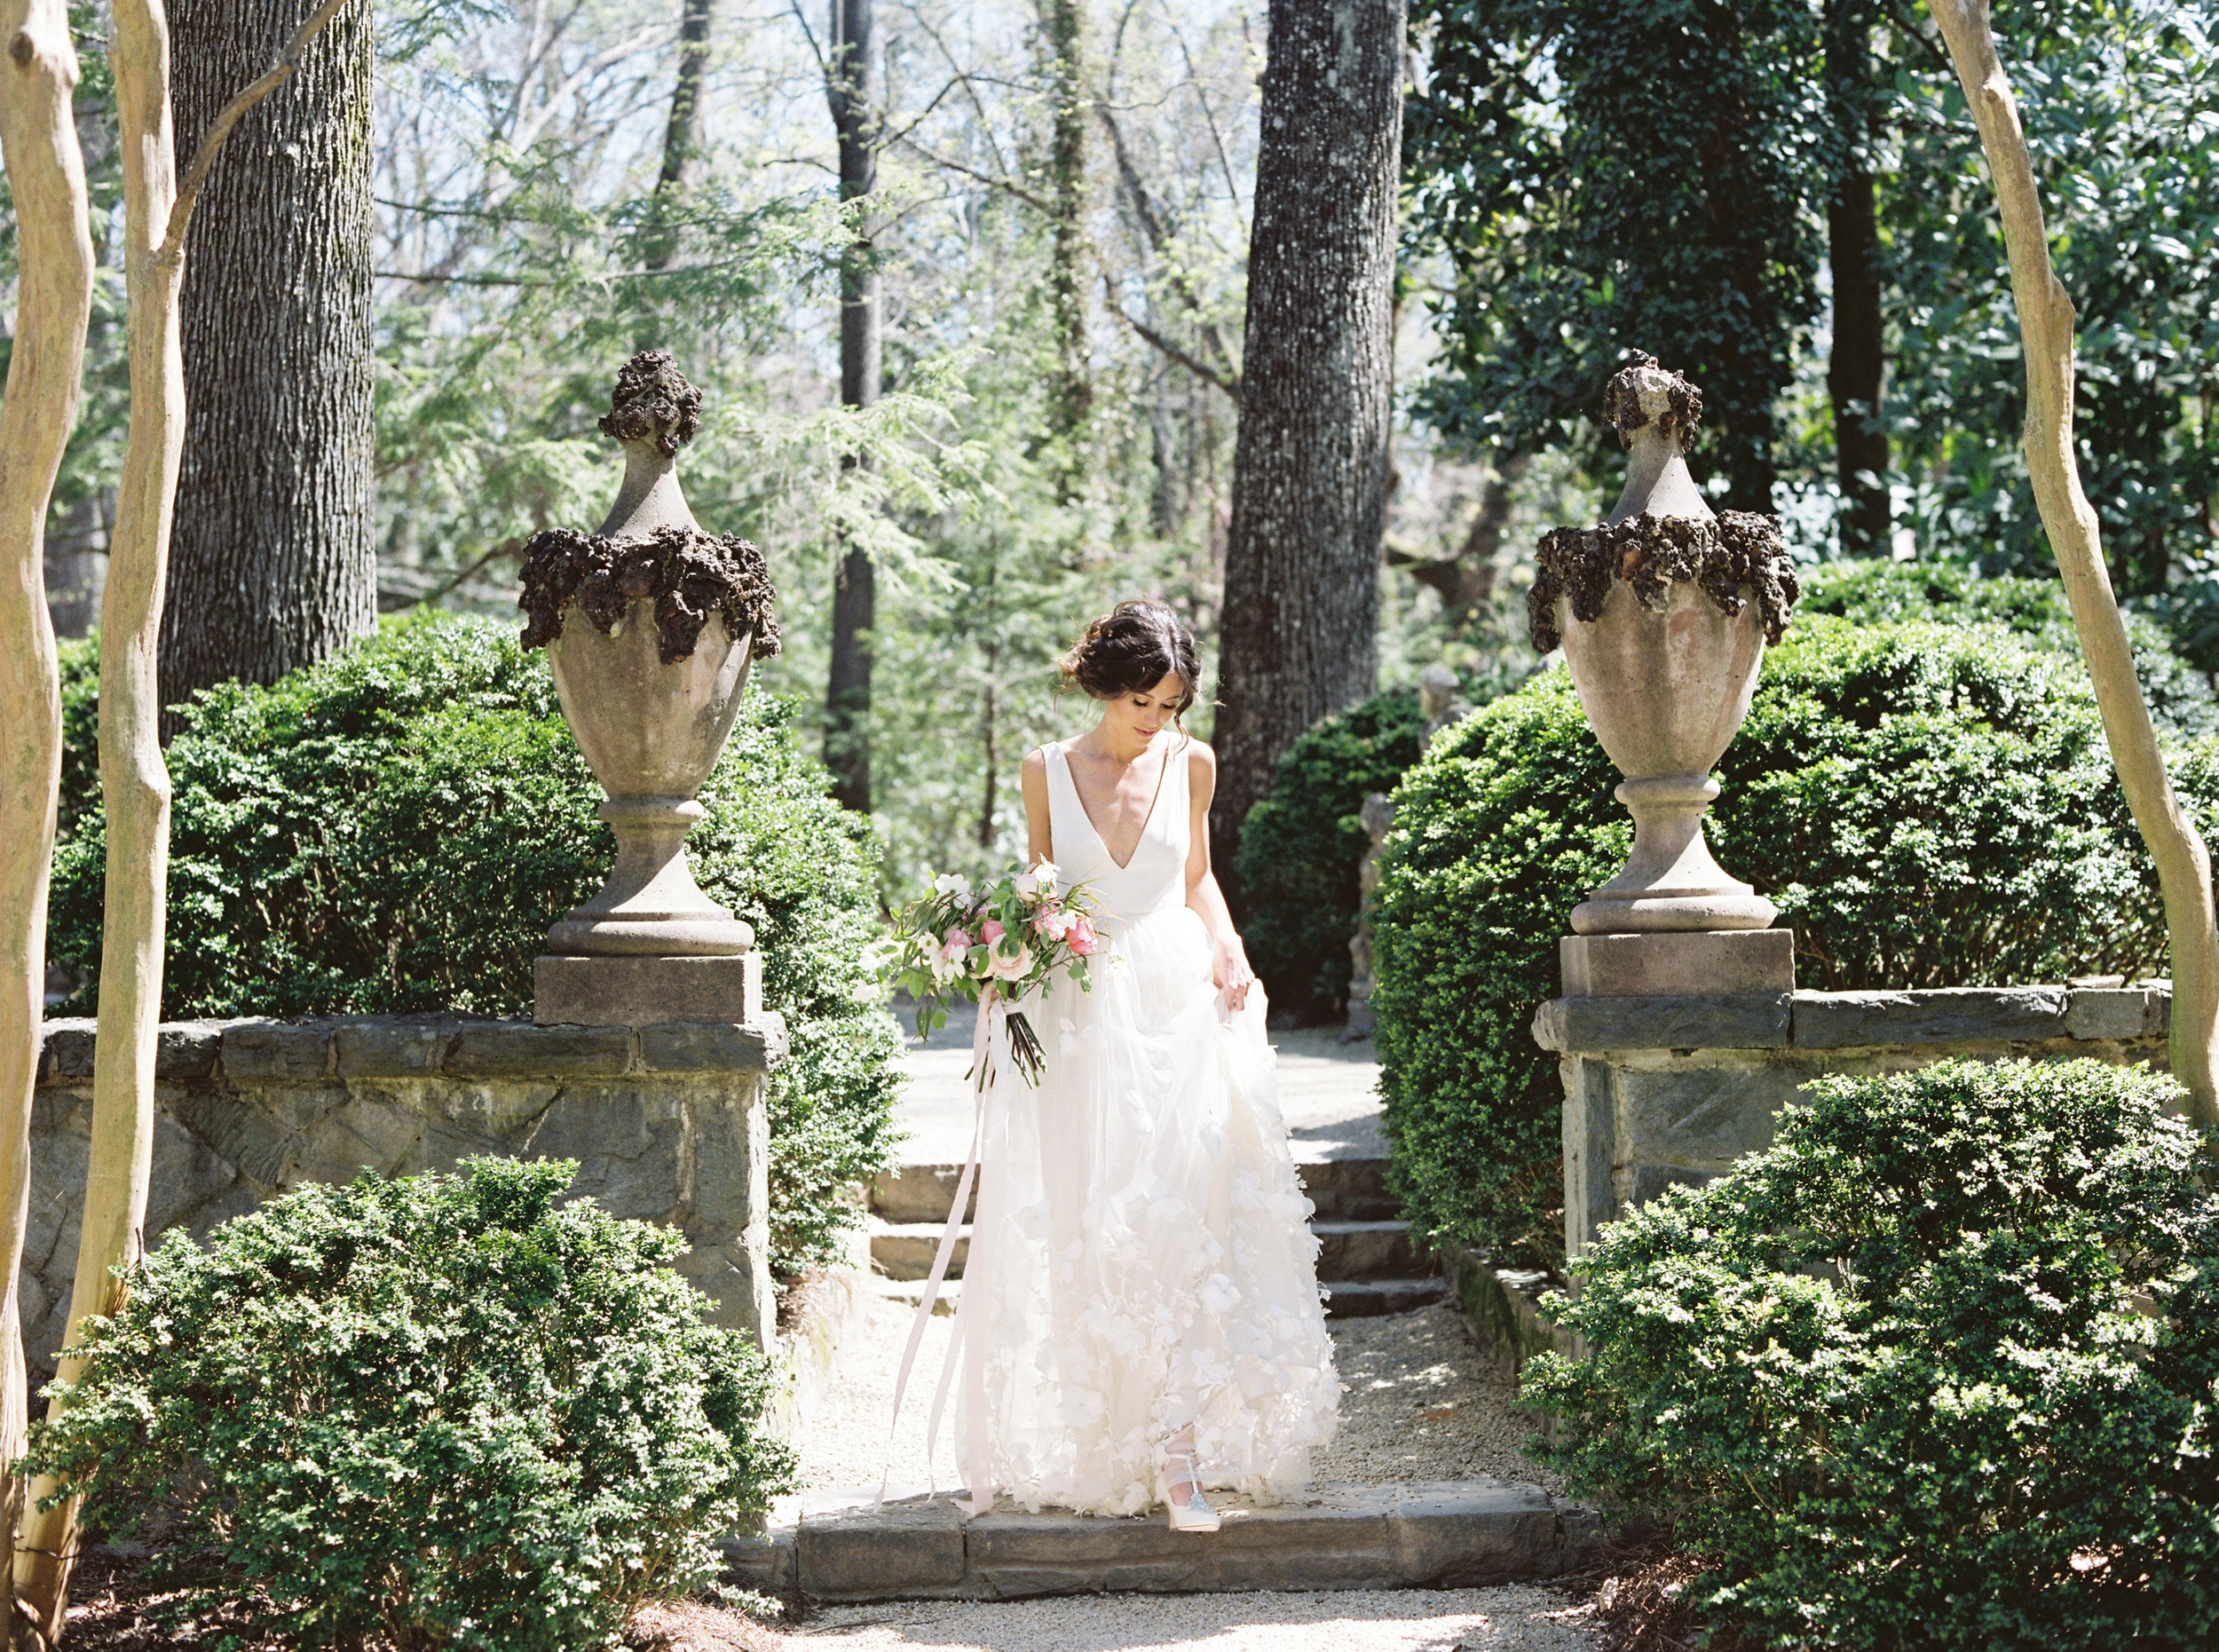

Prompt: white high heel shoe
xmin=1162 ymin=1447 xmax=1220 ymax=1534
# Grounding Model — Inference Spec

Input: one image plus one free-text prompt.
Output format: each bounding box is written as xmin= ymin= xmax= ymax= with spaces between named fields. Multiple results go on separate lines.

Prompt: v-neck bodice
xmin=1044 ymin=739 xmax=1190 ymax=923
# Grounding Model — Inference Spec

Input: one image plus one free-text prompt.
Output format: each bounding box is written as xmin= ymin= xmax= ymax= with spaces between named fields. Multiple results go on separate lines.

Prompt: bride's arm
xmin=1021 ymin=747 xmax=1053 ymax=867
xmin=1183 ymin=741 xmax=1256 ymax=1010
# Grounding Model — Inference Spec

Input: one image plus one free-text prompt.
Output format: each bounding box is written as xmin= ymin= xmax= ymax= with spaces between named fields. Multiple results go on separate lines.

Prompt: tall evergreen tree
xmin=1406 ymin=0 xmax=1829 ymax=514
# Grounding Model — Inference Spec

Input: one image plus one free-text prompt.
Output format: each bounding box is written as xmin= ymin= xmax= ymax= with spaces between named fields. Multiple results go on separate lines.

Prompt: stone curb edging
xmin=1533 ymin=983 xmax=2169 ymax=1055
xmin=35 ymin=1013 xmax=788 ymax=1087
xmin=722 ymin=1480 xmax=1601 ymax=1605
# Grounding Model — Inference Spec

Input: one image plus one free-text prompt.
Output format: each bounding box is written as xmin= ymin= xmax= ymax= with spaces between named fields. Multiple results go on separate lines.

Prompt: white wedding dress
xmin=944 ymin=738 xmax=1340 ymax=1516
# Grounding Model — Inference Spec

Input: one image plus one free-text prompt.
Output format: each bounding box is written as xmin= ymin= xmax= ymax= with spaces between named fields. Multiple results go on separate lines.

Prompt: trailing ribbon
xmin=877 ymin=996 xmax=1004 ymax=1514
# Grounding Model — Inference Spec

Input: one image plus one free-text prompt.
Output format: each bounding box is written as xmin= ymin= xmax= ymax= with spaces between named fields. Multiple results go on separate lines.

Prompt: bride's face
xmin=1098 ymin=672 xmax=1186 ymax=744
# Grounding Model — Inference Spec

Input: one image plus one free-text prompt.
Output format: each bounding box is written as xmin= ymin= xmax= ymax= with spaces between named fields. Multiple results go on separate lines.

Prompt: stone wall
xmin=1534 ymin=983 xmax=2171 ymax=1260
xmin=28 ymin=1014 xmax=784 ymax=1385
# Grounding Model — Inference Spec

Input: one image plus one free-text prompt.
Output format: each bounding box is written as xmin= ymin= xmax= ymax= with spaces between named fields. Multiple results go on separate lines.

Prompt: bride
xmin=940 ymin=599 xmax=1340 ymax=1530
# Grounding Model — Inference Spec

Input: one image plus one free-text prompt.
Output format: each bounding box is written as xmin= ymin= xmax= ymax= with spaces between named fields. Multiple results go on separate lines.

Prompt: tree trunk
xmin=1826 ymin=0 xmax=1889 ymax=557
xmin=0 ymin=0 xmax=95 ymax=1620
xmin=824 ymin=0 xmax=879 ymax=813
xmin=643 ymin=0 xmax=712 ymax=274
xmin=156 ymin=0 xmax=373 ymax=739
xmin=12 ymin=0 xmax=185 ymax=1628
xmin=14 ymin=4 xmax=356 ymax=1632
xmin=1212 ymin=0 xmax=1403 ymax=894
xmin=1038 ymin=0 xmax=1089 ymax=462
xmin=1923 ymin=0 xmax=2219 ymax=1133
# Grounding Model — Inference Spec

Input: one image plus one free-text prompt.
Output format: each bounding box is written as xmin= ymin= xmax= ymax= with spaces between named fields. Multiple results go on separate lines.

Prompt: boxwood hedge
xmin=1527 ymin=1058 xmax=2219 ymax=1648
xmin=1372 ymin=612 xmax=2218 ymax=1264
xmin=46 ymin=614 xmax=902 ymax=1277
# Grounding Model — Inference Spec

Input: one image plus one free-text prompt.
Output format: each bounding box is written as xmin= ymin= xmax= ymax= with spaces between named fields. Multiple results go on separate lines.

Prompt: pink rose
xmin=1067 ymin=915 xmax=1097 ymax=956
xmin=1034 ymin=908 xmax=1073 ymax=942
xmin=981 ymin=919 xmax=1006 ymax=945
xmin=942 ymin=927 xmax=972 ymax=952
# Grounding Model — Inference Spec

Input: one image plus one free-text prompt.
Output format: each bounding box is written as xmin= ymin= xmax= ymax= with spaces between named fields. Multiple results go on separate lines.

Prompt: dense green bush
xmin=1372 ymin=613 xmax=2216 ymax=1263
xmin=47 ymin=615 xmax=902 ymax=1276
xmin=22 ymin=1158 xmax=793 ymax=1651
xmin=1799 ymin=558 xmax=2217 ymax=733
xmin=1525 ymin=1060 xmax=2219 ymax=1648
xmin=1234 ymin=687 xmax=1427 ymax=1018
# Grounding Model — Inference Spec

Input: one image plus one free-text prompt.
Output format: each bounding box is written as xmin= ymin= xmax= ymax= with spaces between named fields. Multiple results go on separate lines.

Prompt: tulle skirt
xmin=952 ymin=903 xmax=1341 ymax=1516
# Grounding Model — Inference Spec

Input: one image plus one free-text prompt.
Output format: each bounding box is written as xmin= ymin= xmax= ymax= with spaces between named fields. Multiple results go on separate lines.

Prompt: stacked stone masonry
xmin=1535 ymin=984 xmax=2172 ymax=1259
xmin=28 ymin=1014 xmax=784 ymax=1385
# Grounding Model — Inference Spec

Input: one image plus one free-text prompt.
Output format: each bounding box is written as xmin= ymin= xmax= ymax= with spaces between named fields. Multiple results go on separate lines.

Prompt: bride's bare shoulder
xmin=1182 ymin=738 xmax=1218 ymax=784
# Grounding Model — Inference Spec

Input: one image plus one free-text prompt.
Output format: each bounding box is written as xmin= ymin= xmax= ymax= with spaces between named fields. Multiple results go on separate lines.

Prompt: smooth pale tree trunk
xmin=0 ymin=0 xmax=95 ymax=1613
xmin=824 ymin=0 xmax=879 ymax=813
xmin=13 ymin=3 xmax=354 ymax=1632
xmin=1212 ymin=0 xmax=1403 ymax=894
xmin=1824 ymin=0 xmax=1888 ymax=557
xmin=1923 ymin=0 xmax=2219 ymax=1132
xmin=156 ymin=0 xmax=374 ymax=740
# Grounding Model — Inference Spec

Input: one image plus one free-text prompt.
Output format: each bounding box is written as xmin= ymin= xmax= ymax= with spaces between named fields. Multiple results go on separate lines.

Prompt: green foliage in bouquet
xmin=45 ymin=614 xmax=901 ymax=1276
xmin=1372 ymin=611 xmax=2219 ymax=1265
xmin=1525 ymin=1059 xmax=2219 ymax=1648
xmin=20 ymin=1158 xmax=794 ymax=1651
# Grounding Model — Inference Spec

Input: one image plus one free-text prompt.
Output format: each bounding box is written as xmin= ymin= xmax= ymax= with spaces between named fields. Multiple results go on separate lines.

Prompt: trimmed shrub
xmin=1235 ymin=686 xmax=1427 ymax=1017
xmin=1525 ymin=1059 xmax=2219 ymax=1648
xmin=21 ymin=1158 xmax=794 ymax=1650
xmin=1798 ymin=557 xmax=2217 ymax=733
xmin=1372 ymin=615 xmax=2215 ymax=1264
xmin=47 ymin=614 xmax=902 ymax=1276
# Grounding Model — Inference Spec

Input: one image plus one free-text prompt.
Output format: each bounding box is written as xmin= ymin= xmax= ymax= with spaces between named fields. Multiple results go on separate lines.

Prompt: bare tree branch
xmin=1102 ymin=272 xmax=1239 ymax=399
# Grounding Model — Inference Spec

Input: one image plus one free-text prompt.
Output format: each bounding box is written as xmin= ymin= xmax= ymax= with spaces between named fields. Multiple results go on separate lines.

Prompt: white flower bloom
xmin=932 ymin=871 xmax=972 ymax=898
xmin=1033 ymin=860 xmax=1062 ymax=897
xmin=1013 ymin=870 xmax=1039 ymax=897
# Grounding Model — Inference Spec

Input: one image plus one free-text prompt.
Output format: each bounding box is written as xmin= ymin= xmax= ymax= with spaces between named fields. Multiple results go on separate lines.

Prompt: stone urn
xmin=517 ymin=352 xmax=781 ymax=1020
xmin=1527 ymin=353 xmax=1799 ymax=936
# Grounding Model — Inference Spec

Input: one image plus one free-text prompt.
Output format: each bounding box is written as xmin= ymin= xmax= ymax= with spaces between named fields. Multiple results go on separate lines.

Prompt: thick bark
xmin=1038 ymin=0 xmax=1089 ymax=455
xmin=1923 ymin=0 xmax=2219 ymax=1133
xmin=824 ymin=0 xmax=879 ymax=812
xmin=1212 ymin=0 xmax=1403 ymax=892
xmin=14 ymin=4 xmax=355 ymax=1632
xmin=0 ymin=0 xmax=95 ymax=1621
xmin=1826 ymin=0 xmax=1889 ymax=557
xmin=156 ymin=0 xmax=373 ymax=739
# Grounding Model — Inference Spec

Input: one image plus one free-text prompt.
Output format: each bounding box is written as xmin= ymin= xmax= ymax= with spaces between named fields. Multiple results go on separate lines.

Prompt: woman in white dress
xmin=949 ymin=600 xmax=1340 ymax=1530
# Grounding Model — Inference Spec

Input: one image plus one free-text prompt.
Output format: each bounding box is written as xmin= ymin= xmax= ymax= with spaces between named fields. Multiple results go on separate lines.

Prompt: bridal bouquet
xmin=889 ymin=862 xmax=1101 ymax=1086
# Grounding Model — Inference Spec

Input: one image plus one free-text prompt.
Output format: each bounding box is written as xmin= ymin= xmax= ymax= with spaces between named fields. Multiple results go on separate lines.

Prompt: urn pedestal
xmin=518 ymin=352 xmax=782 ymax=1027
xmin=1529 ymin=353 xmax=1801 ymax=996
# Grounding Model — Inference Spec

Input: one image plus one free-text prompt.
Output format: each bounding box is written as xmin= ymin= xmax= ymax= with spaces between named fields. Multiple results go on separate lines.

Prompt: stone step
xmin=871 ymin=1155 xmax=1402 ymax=1226
xmin=724 ymin=1480 xmax=1599 ymax=1603
xmin=871 ymin=1218 xmax=1433 ymax=1286
xmin=1323 ymin=1277 xmax=1451 ymax=1318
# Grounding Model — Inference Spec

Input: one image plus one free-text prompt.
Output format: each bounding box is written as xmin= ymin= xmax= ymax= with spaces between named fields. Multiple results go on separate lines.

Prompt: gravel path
xmin=794 ymin=1294 xmax=1558 ymax=1500
xmin=1313 ymin=1305 xmax=1563 ymax=1494
xmin=787 ymin=1586 xmax=1596 ymax=1648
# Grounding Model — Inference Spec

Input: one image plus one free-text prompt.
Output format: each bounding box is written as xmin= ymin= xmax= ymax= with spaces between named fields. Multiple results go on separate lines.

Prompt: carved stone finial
xmin=1601 ymin=350 xmax=1702 ymax=454
xmin=597 ymin=350 xmax=703 ymax=456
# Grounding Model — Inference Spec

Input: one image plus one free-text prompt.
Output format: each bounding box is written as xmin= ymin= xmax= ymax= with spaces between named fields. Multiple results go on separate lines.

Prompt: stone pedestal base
xmin=535 ymin=952 xmax=762 ymax=1027
xmin=1560 ymin=929 xmax=1795 ymax=998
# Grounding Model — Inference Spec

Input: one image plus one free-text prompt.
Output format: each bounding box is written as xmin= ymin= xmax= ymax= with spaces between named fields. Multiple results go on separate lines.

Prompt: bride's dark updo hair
xmin=1060 ymin=599 xmax=1199 ymax=717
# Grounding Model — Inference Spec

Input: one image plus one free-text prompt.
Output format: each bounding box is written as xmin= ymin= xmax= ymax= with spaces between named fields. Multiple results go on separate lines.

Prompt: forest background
xmin=12 ymin=0 xmax=2216 ymax=905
